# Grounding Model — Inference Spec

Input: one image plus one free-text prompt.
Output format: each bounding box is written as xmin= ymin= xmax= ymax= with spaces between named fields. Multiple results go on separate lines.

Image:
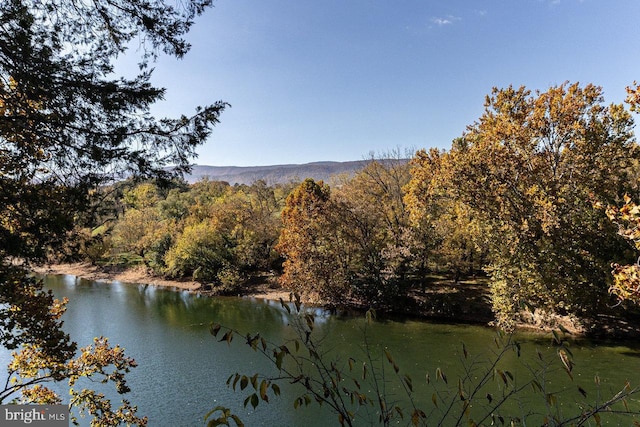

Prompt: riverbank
xmin=32 ymin=262 xmax=640 ymax=338
xmin=32 ymin=262 xmax=292 ymax=300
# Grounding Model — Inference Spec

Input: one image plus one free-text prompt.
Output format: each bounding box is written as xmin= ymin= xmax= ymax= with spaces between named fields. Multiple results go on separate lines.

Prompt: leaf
xmin=279 ymin=298 xmax=291 ymax=314
xmin=458 ymin=378 xmax=465 ymax=400
xmin=431 ymin=393 xmax=438 ymax=407
xmin=404 ymin=374 xmax=413 ymax=392
xmin=384 ymin=348 xmax=400 ymax=374
xmin=250 ymin=393 xmax=259 ymax=409
xmin=505 ymin=370 xmax=514 ymax=382
xmin=436 ymin=368 xmax=447 ymax=384
xmin=220 ymin=331 xmax=233 ymax=345
xmin=210 ymin=323 xmax=222 ymax=337
xmin=558 ymin=349 xmax=573 ymax=380
xmin=384 ymin=348 xmax=394 ymax=365
xmin=531 ymin=379 xmax=542 ymax=393
xmin=275 ymin=351 xmax=284 ymax=371
xmin=304 ymin=313 xmax=315 ymax=331
xmin=230 ymin=415 xmax=244 ymax=427
xmin=203 ymin=406 xmax=228 ymax=422
xmin=271 ymin=383 xmax=281 ymax=396
xmin=240 ymin=375 xmax=248 ymax=391
xmin=496 ymin=369 xmax=508 ymax=386
xmin=546 ymin=393 xmax=557 ymax=407
xmin=259 ymin=380 xmax=269 ymax=402
xmin=577 ymin=385 xmax=587 ymax=398
xmin=232 ymin=374 xmax=240 ymax=390
xmin=365 ymin=309 xmax=376 ymax=324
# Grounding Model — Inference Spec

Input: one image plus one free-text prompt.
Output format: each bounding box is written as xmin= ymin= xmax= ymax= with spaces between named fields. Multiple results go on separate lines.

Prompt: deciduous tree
xmin=275 ymin=179 xmax=349 ymax=304
xmin=0 ymin=0 xmax=225 ymax=420
xmin=408 ymin=83 xmax=638 ymax=328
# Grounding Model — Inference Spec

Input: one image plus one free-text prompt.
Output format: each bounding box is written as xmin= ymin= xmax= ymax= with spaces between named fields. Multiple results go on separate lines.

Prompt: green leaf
xmin=250 ymin=393 xmax=259 ymax=409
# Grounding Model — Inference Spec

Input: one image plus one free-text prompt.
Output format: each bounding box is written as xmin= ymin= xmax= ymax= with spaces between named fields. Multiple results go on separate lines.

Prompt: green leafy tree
xmin=408 ymin=83 xmax=638 ymax=328
xmin=0 ymin=0 xmax=225 ymax=421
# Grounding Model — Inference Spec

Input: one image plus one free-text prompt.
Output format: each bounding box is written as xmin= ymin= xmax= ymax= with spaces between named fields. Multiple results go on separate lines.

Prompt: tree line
xmin=81 ymin=82 xmax=640 ymax=330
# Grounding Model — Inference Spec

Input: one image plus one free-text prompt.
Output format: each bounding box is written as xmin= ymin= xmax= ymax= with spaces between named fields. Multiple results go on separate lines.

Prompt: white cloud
xmin=431 ymin=15 xmax=461 ymax=26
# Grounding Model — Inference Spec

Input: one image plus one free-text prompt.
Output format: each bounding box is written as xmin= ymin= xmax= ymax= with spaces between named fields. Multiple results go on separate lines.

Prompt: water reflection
xmin=3 ymin=274 xmax=640 ymax=426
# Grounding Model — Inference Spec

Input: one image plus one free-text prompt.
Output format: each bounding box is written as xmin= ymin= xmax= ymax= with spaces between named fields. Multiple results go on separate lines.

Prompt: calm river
xmin=2 ymin=274 xmax=640 ymax=426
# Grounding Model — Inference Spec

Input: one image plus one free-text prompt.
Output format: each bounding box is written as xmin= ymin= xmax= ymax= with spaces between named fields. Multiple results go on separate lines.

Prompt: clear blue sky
xmin=124 ymin=0 xmax=640 ymax=166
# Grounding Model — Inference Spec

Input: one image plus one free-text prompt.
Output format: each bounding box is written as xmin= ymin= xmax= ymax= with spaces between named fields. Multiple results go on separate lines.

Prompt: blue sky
xmin=126 ymin=0 xmax=640 ymax=166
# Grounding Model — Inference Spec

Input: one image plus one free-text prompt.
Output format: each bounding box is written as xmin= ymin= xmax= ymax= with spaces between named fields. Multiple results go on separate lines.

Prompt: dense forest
xmin=68 ymin=83 xmax=640 ymax=332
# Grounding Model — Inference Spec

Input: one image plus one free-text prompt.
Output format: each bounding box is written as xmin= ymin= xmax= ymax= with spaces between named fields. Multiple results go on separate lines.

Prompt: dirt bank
xmin=32 ymin=262 xmax=291 ymax=301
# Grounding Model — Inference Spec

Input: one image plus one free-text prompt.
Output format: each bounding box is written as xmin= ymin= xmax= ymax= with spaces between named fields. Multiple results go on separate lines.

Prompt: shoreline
xmin=33 ymin=262 xmax=638 ymax=338
xmin=31 ymin=262 xmax=292 ymax=301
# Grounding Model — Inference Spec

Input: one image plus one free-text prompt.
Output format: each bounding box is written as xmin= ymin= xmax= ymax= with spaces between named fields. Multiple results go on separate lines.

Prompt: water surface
xmin=2 ymin=275 xmax=640 ymax=426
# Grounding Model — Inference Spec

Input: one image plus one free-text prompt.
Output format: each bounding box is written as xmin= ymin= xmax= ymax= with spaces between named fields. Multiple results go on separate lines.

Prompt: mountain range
xmin=184 ymin=160 xmax=403 ymax=185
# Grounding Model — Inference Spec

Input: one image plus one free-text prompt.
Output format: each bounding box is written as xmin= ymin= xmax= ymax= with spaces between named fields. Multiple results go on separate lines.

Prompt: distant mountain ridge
xmin=184 ymin=160 xmax=403 ymax=185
